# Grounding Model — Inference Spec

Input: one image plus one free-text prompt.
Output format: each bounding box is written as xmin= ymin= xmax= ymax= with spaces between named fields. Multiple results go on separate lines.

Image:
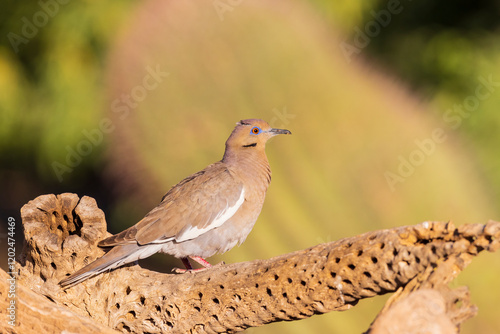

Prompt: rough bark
xmin=0 ymin=269 xmax=119 ymax=334
xmin=2 ymin=193 xmax=499 ymax=333
xmin=367 ymin=252 xmax=479 ymax=333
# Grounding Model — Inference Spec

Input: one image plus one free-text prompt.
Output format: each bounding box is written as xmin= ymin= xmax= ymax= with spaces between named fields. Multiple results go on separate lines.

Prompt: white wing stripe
xmin=148 ymin=237 xmax=175 ymax=244
xmin=175 ymin=188 xmax=245 ymax=242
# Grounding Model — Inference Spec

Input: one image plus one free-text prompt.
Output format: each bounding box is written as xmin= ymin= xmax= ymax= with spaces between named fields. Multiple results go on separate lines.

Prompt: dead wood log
xmin=3 ymin=193 xmax=500 ymax=333
xmin=0 ymin=269 xmax=120 ymax=334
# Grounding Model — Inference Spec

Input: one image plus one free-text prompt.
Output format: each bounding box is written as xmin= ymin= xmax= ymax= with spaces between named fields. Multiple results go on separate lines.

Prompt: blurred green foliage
xmin=357 ymin=0 xmax=500 ymax=206
xmin=0 ymin=1 xmax=134 ymax=185
xmin=1 ymin=0 xmax=500 ymax=333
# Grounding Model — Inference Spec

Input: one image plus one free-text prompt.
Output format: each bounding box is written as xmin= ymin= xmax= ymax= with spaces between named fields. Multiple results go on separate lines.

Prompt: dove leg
xmin=181 ymin=257 xmax=193 ymax=270
xmin=189 ymin=256 xmax=212 ymax=268
xmin=173 ymin=256 xmax=213 ymax=273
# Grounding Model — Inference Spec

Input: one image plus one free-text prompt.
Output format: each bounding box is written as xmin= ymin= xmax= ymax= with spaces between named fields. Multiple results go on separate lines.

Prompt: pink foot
xmin=190 ymin=256 xmax=212 ymax=268
xmin=172 ymin=256 xmax=223 ymax=274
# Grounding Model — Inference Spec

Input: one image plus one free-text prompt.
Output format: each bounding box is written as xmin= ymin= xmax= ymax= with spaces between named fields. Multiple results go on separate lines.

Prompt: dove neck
xmin=222 ymin=147 xmax=271 ymax=187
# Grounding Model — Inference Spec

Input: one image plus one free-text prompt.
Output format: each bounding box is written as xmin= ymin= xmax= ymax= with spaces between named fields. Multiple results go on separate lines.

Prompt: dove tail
xmin=59 ymin=243 xmax=163 ymax=288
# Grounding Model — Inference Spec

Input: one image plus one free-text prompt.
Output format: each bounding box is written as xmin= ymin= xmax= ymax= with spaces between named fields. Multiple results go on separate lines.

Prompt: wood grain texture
xmin=10 ymin=193 xmax=500 ymax=333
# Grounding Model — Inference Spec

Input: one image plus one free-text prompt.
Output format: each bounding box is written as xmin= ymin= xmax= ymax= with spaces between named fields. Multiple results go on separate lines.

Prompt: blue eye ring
xmin=250 ymin=126 xmax=261 ymax=135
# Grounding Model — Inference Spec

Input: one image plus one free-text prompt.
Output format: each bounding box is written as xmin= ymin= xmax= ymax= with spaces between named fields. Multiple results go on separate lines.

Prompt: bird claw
xmin=172 ymin=261 xmax=225 ymax=274
xmin=214 ymin=261 xmax=225 ymax=267
xmin=172 ymin=267 xmax=207 ymax=274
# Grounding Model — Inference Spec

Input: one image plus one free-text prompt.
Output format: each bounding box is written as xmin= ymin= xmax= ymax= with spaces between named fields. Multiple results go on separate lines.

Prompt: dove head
xmin=223 ymin=119 xmax=291 ymax=158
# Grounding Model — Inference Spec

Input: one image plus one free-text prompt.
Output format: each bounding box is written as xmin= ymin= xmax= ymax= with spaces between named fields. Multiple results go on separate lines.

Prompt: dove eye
xmin=251 ymin=127 xmax=261 ymax=135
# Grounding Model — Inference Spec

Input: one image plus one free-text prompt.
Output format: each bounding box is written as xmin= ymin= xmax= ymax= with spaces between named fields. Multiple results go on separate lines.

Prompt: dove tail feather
xmin=59 ymin=243 xmax=164 ymax=288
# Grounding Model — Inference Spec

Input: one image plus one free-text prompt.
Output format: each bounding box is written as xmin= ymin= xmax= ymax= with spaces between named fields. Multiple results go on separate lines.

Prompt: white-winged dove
xmin=60 ymin=119 xmax=291 ymax=288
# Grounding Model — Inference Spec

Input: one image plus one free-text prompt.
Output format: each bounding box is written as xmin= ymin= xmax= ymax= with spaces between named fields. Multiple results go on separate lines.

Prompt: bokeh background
xmin=1 ymin=0 xmax=500 ymax=332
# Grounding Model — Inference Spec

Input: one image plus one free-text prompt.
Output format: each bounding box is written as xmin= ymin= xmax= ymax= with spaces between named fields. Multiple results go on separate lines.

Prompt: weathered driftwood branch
xmin=4 ymin=193 xmax=500 ymax=333
xmin=0 ymin=269 xmax=120 ymax=334
xmin=366 ymin=248 xmax=480 ymax=333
